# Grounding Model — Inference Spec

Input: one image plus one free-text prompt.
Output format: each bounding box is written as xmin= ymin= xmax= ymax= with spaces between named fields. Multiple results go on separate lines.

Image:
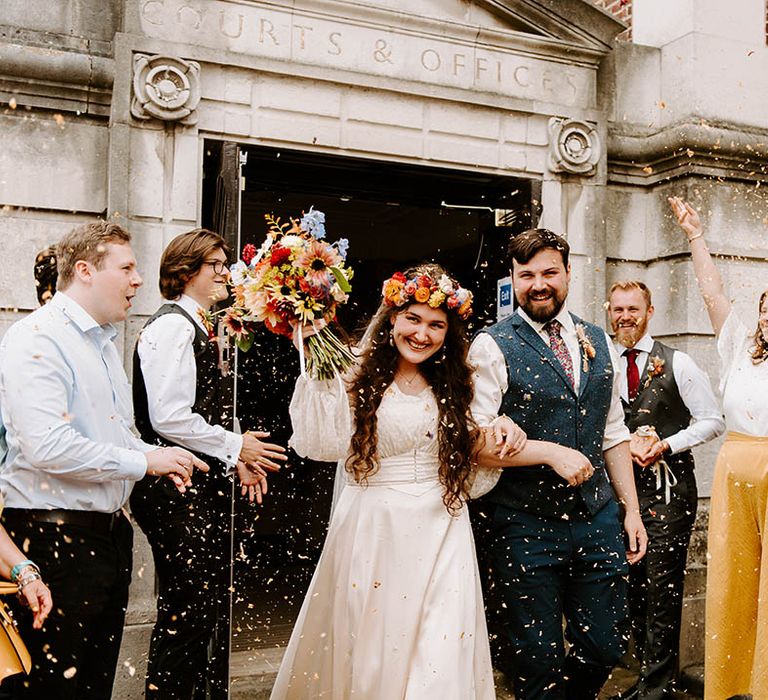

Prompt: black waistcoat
xmin=133 ymin=304 xmax=234 ymax=450
xmin=623 ymin=340 xmax=695 ymax=479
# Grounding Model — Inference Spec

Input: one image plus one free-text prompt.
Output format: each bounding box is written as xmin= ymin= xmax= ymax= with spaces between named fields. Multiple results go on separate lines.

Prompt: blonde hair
xmin=56 ymin=222 xmax=131 ymax=289
xmin=608 ymin=280 xmax=653 ymax=308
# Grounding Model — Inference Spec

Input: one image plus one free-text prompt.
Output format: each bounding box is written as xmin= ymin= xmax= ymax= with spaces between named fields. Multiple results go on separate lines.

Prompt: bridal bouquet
xmin=224 ymin=208 xmax=356 ymax=380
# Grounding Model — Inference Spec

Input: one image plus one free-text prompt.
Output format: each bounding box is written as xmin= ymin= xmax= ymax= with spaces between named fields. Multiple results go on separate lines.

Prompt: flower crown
xmin=382 ymin=271 xmax=473 ymax=319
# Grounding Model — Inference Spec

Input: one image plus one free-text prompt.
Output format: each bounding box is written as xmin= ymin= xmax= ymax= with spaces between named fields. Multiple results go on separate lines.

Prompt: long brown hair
xmin=345 ymin=264 xmax=480 ymax=514
xmin=750 ymin=290 xmax=768 ymax=364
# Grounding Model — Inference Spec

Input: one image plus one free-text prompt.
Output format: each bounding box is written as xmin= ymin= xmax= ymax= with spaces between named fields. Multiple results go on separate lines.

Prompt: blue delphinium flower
xmin=300 ymin=207 xmax=326 ymax=240
xmin=336 ymin=238 xmax=349 ymax=260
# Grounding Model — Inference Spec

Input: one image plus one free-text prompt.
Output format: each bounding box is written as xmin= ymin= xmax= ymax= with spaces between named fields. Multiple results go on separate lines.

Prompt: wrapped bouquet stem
xmin=296 ymin=324 xmax=355 ymax=380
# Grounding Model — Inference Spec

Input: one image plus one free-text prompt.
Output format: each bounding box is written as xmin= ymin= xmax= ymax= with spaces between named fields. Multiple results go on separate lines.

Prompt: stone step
xmin=228 ymin=654 xmax=705 ymax=700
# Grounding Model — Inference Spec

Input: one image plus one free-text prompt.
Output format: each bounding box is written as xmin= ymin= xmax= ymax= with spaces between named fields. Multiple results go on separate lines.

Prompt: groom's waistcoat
xmin=480 ymin=313 xmax=616 ymax=518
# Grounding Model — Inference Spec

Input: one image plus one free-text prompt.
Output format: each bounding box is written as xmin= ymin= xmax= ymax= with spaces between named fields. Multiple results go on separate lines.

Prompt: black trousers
xmin=483 ymin=498 xmax=630 ymax=700
xmin=0 ymin=509 xmax=133 ymax=700
xmin=130 ymin=470 xmax=232 ymax=700
xmin=629 ymin=466 xmax=697 ymax=700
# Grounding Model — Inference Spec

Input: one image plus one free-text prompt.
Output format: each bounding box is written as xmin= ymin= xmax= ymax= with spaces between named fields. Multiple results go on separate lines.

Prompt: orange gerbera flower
xmin=295 ymin=239 xmax=340 ymax=288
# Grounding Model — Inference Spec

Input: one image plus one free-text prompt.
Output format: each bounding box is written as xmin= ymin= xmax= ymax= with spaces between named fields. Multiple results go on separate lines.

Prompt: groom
xmin=469 ymin=228 xmax=647 ymax=699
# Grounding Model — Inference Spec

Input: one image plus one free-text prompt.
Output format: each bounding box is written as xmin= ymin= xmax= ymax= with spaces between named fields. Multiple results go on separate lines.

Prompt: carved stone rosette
xmin=131 ymin=54 xmax=201 ymax=125
xmin=548 ymin=118 xmax=601 ymax=175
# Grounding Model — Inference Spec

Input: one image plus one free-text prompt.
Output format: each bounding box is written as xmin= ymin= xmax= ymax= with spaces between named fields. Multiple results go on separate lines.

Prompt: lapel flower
xmin=196 ymin=307 xmax=217 ymax=341
xmin=641 ymin=355 xmax=665 ymax=390
xmin=575 ymin=323 xmax=596 ymax=373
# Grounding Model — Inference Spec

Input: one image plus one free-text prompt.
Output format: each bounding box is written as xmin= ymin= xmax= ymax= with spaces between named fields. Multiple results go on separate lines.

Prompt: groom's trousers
xmin=131 ymin=466 xmax=232 ymax=699
xmin=483 ymin=497 xmax=630 ymax=700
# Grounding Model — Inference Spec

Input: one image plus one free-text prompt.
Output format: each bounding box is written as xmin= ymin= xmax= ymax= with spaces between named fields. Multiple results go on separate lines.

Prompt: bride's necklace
xmin=396 ymin=369 xmax=422 ymax=386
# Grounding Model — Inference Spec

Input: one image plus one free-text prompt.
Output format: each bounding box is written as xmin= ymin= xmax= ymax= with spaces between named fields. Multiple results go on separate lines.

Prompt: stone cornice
xmin=483 ymin=0 xmax=626 ymax=51
xmin=607 ymin=120 xmax=768 ymax=185
xmin=0 ymin=40 xmax=113 ymax=116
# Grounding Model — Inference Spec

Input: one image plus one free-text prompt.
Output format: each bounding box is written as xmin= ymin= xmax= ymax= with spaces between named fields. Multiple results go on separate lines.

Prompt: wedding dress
xmin=269 ymin=376 xmax=495 ymax=700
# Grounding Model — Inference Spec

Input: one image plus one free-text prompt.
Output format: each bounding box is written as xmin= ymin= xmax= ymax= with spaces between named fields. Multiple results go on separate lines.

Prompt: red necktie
xmin=545 ymin=319 xmax=574 ymax=387
xmin=625 ymin=348 xmax=640 ymax=400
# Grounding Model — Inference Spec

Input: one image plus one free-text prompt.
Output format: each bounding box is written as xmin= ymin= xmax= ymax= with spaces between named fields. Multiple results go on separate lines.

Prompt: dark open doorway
xmin=201 ymin=141 xmax=538 ymax=657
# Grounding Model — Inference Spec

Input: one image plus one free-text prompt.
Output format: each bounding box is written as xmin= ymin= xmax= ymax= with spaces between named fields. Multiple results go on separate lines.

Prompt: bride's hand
xmin=489 ymin=415 xmax=527 ymax=459
xmin=291 ymin=319 xmax=327 ymax=350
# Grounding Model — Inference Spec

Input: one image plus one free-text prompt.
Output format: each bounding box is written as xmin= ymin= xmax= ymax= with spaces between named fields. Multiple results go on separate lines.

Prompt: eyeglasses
xmin=202 ymin=260 xmax=229 ymax=275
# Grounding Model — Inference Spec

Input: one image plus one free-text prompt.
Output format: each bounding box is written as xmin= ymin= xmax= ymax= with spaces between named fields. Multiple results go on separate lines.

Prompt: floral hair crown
xmin=382 ymin=271 xmax=473 ymax=319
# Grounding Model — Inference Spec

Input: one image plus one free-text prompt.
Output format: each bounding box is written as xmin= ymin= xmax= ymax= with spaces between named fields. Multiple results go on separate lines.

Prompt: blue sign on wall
xmin=497 ymin=276 xmax=513 ymax=321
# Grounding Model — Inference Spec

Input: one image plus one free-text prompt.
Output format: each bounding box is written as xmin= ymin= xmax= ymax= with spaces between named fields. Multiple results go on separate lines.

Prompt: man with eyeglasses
xmin=131 ymin=228 xmax=288 ymax=699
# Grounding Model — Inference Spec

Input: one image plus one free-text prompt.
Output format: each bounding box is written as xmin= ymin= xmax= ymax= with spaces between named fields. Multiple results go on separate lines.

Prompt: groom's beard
xmin=517 ymin=286 xmax=567 ymax=323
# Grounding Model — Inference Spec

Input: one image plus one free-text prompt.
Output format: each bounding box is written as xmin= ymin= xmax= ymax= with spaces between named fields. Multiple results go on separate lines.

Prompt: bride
xmin=270 ymin=264 xmax=592 ymax=699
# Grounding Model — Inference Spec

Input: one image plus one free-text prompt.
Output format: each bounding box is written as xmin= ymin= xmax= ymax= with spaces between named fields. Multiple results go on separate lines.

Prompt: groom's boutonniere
xmin=642 ymin=355 xmax=665 ymax=389
xmin=196 ymin=307 xmax=217 ymax=342
xmin=575 ymin=324 xmax=596 ymax=373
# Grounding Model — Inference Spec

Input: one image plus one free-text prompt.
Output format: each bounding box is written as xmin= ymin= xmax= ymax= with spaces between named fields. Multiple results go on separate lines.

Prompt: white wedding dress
xmin=269 ymin=376 xmax=495 ymax=700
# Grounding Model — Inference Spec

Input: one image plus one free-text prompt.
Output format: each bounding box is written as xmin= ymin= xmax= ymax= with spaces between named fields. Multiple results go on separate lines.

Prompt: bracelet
xmin=687 ymin=232 xmax=704 ymax=242
xmin=18 ymin=572 xmax=42 ymax=589
xmin=10 ymin=560 xmax=37 ymax=584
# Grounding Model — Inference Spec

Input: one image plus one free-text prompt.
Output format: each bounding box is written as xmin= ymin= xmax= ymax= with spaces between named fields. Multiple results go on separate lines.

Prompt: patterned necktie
xmin=625 ymin=348 xmax=640 ymax=400
xmin=544 ymin=319 xmax=574 ymax=387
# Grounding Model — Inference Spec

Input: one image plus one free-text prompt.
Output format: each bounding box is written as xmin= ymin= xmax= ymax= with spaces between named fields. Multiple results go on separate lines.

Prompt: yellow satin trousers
xmin=705 ymin=431 xmax=768 ymax=699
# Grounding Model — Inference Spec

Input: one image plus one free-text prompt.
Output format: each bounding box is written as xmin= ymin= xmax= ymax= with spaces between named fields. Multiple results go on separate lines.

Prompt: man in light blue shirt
xmin=0 ymin=221 xmax=207 ymax=700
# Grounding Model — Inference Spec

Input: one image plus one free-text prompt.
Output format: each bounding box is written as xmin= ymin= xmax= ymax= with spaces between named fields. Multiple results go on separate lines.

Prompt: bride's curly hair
xmin=345 ymin=264 xmax=481 ymax=514
xmin=750 ymin=289 xmax=768 ymax=365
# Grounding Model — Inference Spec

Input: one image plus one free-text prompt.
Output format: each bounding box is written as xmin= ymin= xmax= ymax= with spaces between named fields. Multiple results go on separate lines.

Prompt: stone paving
xmin=229 ymin=657 xmax=705 ymax=700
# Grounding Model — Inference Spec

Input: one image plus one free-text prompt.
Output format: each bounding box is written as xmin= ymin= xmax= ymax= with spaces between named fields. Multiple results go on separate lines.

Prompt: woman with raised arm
xmin=669 ymin=196 xmax=768 ymax=700
xmin=270 ymin=263 xmax=597 ymax=700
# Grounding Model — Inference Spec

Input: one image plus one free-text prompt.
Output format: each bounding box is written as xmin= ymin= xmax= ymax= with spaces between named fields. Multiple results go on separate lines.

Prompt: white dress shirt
xmin=469 ymin=304 xmax=630 ymax=450
xmin=136 ymin=295 xmax=241 ymax=472
xmin=614 ymin=333 xmax=725 ymax=453
xmin=0 ymin=292 xmax=150 ymax=512
xmin=717 ymin=310 xmax=768 ymax=436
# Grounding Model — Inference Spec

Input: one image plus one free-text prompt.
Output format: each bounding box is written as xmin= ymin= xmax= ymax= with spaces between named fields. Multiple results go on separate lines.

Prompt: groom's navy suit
xmin=474 ymin=311 xmax=630 ymax=699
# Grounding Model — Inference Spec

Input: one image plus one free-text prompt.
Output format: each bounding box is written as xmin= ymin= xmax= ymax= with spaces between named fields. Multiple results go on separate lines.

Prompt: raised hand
xmin=290 ymin=319 xmax=327 ymax=350
xmin=668 ymin=196 xmax=703 ymax=241
xmin=667 ymin=195 xmax=730 ymax=335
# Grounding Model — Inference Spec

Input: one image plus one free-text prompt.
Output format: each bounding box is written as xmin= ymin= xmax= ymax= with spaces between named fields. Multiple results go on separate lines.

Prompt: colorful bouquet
xmin=223 ymin=208 xmax=356 ymax=380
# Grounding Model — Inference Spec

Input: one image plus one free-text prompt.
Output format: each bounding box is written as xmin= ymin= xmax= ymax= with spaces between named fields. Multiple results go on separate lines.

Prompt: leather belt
xmin=2 ymin=508 xmax=124 ymax=533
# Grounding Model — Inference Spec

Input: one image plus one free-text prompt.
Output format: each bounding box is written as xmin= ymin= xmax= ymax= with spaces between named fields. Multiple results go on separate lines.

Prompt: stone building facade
xmin=1 ymin=1 xmax=767 ymax=697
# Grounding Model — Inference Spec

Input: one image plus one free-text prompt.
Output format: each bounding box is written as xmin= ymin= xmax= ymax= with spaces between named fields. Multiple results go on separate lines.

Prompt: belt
xmin=2 ymin=508 xmax=125 ymax=533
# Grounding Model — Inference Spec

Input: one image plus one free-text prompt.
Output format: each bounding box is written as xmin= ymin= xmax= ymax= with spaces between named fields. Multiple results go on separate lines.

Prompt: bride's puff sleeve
xmin=288 ymin=375 xmax=352 ymax=463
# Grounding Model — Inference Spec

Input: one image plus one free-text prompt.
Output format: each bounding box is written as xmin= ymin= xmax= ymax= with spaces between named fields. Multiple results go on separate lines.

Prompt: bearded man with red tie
xmin=607 ymin=281 xmax=724 ymax=700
